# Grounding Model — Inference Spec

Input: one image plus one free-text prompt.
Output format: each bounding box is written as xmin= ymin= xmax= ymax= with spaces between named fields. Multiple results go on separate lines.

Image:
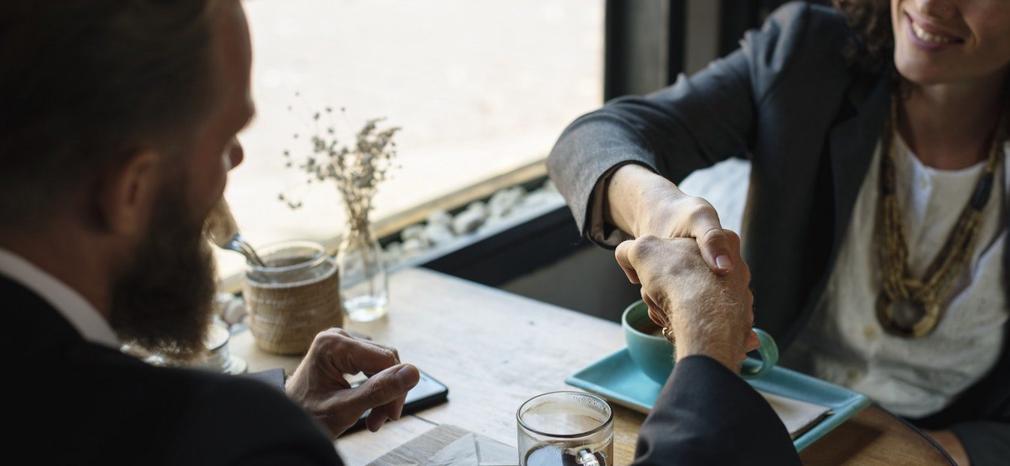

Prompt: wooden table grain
xmin=231 ymin=267 xmax=953 ymax=465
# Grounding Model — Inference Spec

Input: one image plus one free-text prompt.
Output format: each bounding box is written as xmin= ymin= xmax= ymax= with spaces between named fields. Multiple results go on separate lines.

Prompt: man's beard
xmin=108 ymin=183 xmax=217 ymax=361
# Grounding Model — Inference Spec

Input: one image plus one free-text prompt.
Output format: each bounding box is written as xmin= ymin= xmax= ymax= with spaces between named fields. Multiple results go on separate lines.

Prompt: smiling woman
xmin=546 ymin=0 xmax=1010 ymax=464
xmin=216 ymin=0 xmax=604 ymax=279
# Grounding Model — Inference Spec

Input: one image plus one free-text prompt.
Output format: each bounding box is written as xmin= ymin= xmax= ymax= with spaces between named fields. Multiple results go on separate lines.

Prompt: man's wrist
xmin=674 ymin=331 xmax=740 ymax=373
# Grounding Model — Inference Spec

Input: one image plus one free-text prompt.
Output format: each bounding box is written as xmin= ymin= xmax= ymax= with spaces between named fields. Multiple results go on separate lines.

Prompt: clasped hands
xmin=281 ymin=166 xmax=755 ymax=438
xmin=609 ymin=166 xmax=759 ymax=372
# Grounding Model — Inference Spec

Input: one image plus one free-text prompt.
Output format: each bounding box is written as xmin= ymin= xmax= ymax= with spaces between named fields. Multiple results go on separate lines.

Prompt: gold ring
xmin=661 ymin=327 xmax=675 ymax=343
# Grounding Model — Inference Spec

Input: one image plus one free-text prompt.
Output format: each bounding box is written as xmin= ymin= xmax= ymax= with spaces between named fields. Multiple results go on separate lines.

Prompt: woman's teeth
xmin=911 ymin=21 xmax=956 ymax=45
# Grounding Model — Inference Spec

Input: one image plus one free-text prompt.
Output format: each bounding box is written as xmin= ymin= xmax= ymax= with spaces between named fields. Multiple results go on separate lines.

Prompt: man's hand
xmin=285 ymin=328 xmax=420 ymax=438
xmin=615 ymin=235 xmax=758 ymax=371
xmin=606 ymin=164 xmax=738 ymax=275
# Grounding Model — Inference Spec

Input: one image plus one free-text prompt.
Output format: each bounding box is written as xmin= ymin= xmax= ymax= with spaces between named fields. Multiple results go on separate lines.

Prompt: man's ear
xmin=97 ymin=150 xmax=161 ymax=236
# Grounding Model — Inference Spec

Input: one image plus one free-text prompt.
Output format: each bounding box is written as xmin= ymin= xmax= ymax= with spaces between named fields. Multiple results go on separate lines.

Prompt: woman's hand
xmin=606 ymin=164 xmax=738 ymax=275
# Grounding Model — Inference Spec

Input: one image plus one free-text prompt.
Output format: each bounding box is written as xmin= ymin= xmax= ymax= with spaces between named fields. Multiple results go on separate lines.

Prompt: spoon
xmin=205 ymin=199 xmax=268 ymax=268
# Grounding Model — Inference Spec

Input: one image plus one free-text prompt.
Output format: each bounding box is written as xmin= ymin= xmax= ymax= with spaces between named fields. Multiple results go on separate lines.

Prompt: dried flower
xmin=280 ymin=106 xmax=400 ymax=236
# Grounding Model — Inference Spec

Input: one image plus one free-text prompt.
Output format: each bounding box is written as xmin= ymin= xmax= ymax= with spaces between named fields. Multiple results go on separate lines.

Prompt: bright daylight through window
xmin=219 ymin=0 xmax=604 ymax=278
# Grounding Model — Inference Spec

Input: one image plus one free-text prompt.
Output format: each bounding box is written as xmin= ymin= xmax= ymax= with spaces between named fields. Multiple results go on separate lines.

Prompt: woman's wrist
xmin=606 ymin=164 xmax=682 ymax=237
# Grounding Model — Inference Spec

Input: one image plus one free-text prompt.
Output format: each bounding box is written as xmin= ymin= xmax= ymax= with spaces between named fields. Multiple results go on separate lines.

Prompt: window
xmin=219 ymin=0 xmax=604 ymax=278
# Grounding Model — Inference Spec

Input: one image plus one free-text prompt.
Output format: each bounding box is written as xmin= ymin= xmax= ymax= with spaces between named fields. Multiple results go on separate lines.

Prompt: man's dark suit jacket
xmin=547 ymin=2 xmax=1009 ymax=464
xmin=10 ymin=272 xmax=801 ymax=465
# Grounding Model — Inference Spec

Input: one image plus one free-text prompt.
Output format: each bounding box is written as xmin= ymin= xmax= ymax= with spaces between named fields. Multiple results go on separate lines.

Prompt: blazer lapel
xmin=827 ymin=76 xmax=890 ymax=258
xmin=784 ymin=75 xmax=891 ymax=347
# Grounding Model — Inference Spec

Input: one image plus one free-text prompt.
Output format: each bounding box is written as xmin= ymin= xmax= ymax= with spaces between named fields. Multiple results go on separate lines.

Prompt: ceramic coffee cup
xmin=622 ymin=300 xmax=779 ymax=385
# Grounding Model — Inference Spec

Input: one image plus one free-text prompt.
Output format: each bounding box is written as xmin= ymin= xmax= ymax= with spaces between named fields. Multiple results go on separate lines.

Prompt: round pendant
xmin=875 ymin=293 xmax=941 ymax=338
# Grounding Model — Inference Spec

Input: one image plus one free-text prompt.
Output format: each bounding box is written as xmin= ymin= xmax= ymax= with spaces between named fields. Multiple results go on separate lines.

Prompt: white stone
xmin=382 ymin=241 xmax=404 ymax=265
xmin=488 ymin=187 xmax=524 ymax=218
xmin=401 ymin=238 xmax=427 ymax=257
xmin=423 ymin=222 xmax=456 ymax=245
xmin=401 ymin=224 xmax=428 ymax=245
xmin=426 ymin=210 xmax=452 ymax=227
xmin=467 ymin=201 xmax=488 ymax=216
xmin=519 ymin=190 xmax=561 ymax=211
xmin=452 ymin=202 xmax=488 ymax=235
xmin=479 ymin=214 xmax=509 ymax=233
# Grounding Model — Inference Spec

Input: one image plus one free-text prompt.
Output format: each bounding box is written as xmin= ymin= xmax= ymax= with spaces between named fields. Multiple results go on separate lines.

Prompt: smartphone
xmin=343 ymin=370 xmax=449 ymax=433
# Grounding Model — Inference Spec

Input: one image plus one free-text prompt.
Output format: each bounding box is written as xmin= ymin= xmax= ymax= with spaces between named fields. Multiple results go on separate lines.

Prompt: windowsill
xmin=215 ymin=158 xmax=551 ymax=293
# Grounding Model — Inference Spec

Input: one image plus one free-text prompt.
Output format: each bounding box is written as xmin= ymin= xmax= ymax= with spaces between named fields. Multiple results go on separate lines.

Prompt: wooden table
xmin=232 ymin=268 xmax=953 ymax=465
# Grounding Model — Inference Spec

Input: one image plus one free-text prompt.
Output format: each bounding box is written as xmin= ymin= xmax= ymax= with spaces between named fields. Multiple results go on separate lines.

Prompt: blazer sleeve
xmin=546 ymin=1 xmax=819 ymax=244
xmin=951 ymin=421 xmax=1010 ymax=466
xmin=632 ymin=355 xmax=800 ymax=466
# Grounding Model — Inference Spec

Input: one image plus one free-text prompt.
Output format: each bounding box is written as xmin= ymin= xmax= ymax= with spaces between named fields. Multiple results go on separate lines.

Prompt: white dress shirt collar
xmin=0 ymin=248 xmax=119 ymax=349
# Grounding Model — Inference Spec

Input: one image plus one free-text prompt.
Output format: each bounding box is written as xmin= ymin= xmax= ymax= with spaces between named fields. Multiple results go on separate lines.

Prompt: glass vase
xmin=337 ymin=224 xmax=388 ymax=322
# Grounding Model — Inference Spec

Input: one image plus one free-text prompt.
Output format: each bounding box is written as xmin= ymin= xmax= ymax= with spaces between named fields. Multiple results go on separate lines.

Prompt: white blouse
xmin=783 ymin=136 xmax=1009 ymax=418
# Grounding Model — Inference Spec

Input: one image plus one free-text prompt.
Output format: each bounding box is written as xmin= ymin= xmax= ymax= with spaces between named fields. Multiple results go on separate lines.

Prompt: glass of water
xmin=517 ymin=391 xmax=614 ymax=466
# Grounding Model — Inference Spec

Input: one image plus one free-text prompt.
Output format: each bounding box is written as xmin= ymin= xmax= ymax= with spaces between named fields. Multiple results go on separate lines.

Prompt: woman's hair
xmin=834 ymin=0 xmax=893 ymax=72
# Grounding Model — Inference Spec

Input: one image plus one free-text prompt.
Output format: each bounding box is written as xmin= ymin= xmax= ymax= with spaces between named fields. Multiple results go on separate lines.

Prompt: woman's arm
xmin=546 ymin=44 xmax=755 ymax=241
xmin=547 ymin=2 xmax=815 ymax=266
xmin=606 ymin=163 xmax=737 ymax=273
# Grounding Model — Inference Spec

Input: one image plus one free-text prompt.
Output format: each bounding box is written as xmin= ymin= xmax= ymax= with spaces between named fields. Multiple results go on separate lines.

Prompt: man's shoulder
xmin=162 ymin=366 xmax=342 ymax=465
xmin=20 ymin=342 xmax=340 ymax=465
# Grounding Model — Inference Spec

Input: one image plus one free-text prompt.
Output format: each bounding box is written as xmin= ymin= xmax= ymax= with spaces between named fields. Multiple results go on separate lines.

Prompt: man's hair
xmin=0 ymin=0 xmax=218 ymax=228
xmin=834 ymin=0 xmax=892 ymax=72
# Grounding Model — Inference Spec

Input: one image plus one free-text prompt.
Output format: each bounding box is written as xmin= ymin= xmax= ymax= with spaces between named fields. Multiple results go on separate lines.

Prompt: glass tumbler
xmin=517 ymin=391 xmax=614 ymax=466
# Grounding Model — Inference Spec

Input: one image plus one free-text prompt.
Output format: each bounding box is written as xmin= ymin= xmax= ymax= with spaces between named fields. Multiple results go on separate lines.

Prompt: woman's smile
xmin=905 ymin=11 xmax=964 ymax=50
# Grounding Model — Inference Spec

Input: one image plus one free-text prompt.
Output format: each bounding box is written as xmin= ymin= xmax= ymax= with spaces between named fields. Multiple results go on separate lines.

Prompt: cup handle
xmin=740 ymin=328 xmax=778 ymax=379
xmin=575 ymin=449 xmax=600 ymax=466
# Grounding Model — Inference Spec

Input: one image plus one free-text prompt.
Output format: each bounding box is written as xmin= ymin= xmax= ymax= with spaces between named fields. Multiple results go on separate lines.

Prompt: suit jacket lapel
xmin=784 ymin=75 xmax=890 ymax=347
xmin=827 ymin=76 xmax=890 ymax=259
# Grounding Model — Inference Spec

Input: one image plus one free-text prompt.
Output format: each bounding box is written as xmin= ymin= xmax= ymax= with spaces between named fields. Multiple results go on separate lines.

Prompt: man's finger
xmin=365 ymin=364 xmax=418 ymax=431
xmin=614 ymin=240 xmax=640 ymax=284
xmin=332 ymin=335 xmax=402 ymax=375
xmin=354 ymin=340 xmax=402 ymax=376
xmin=335 ymin=364 xmax=419 ymax=426
xmin=366 ymin=398 xmax=404 ymax=432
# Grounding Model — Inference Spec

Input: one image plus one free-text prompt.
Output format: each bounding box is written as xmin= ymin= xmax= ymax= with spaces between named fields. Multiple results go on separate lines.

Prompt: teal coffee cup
xmin=622 ymin=300 xmax=779 ymax=384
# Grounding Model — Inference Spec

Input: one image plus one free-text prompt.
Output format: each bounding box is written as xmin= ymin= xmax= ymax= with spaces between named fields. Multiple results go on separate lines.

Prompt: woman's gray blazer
xmin=547 ymin=3 xmax=1009 ymax=464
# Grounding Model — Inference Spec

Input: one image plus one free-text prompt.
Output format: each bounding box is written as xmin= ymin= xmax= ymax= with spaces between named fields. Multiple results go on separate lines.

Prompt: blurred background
xmin=223 ymin=0 xmax=819 ymax=319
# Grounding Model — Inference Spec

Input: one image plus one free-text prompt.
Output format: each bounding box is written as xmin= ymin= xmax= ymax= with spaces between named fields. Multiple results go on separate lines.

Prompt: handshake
xmin=283 ymin=234 xmax=756 ymax=440
xmin=615 ymin=234 xmax=760 ymax=373
xmin=606 ymin=163 xmax=760 ymax=372
xmin=283 ymin=165 xmax=757 ymax=439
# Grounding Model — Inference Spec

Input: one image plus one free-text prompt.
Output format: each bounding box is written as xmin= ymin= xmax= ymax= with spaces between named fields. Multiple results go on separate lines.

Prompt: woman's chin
xmin=894 ymin=58 xmax=956 ymax=86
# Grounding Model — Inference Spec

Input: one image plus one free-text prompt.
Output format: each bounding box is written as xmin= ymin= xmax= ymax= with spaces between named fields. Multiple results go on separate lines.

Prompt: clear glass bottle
xmin=337 ymin=224 xmax=388 ymax=322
